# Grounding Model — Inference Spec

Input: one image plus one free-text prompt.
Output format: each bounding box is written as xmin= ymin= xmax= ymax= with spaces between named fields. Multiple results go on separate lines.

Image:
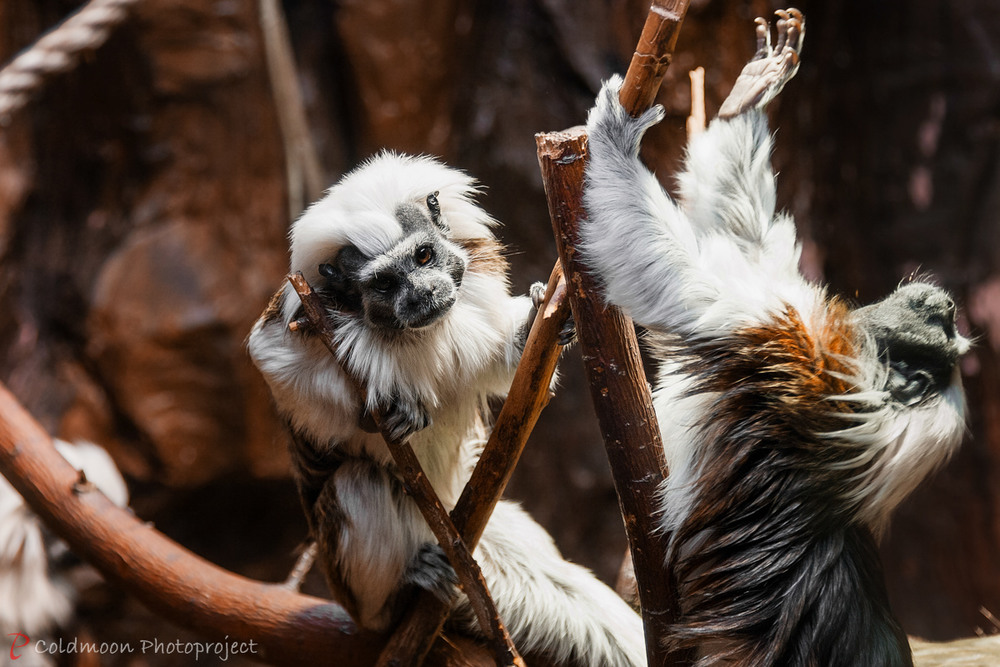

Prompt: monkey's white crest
xmin=288 ymin=152 xmax=495 ymax=293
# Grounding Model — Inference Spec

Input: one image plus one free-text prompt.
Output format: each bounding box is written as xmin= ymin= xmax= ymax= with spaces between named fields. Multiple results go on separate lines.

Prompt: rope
xmin=0 ymin=0 xmax=139 ymax=125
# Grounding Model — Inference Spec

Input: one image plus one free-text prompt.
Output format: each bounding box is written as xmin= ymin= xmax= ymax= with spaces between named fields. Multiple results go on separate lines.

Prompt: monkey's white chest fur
xmin=250 ymin=267 xmax=529 ymax=500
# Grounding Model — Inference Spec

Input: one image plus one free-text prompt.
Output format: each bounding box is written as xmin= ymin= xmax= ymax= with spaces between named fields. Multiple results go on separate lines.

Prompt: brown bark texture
xmin=536 ymin=127 xmax=679 ymax=666
xmin=0 ymin=0 xmax=999 ymax=659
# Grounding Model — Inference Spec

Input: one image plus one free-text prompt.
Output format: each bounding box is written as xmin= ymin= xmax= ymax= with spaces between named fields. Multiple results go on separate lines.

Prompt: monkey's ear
xmin=427 ymin=191 xmax=447 ymax=232
xmin=319 ymin=262 xmax=348 ymax=289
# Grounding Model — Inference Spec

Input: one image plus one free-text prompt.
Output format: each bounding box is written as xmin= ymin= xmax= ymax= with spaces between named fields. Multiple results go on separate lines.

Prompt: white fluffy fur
xmin=583 ymin=76 xmax=818 ymax=339
xmin=581 ymin=75 xmax=968 ymax=537
xmin=466 ymin=501 xmax=646 ymax=667
xmin=249 ymin=152 xmax=645 ymax=664
xmin=0 ymin=440 xmax=128 ymax=636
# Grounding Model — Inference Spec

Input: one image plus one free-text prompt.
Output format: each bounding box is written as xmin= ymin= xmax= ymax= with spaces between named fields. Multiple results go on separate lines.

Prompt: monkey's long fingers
xmin=788 ymin=8 xmax=806 ymax=52
xmin=753 ymin=17 xmax=770 ymax=60
xmin=775 ymin=9 xmax=791 ymax=52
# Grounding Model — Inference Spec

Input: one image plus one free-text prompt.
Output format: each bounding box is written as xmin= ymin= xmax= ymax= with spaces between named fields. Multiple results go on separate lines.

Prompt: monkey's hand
xmin=403 ymin=542 xmax=458 ymax=603
xmin=587 ymin=75 xmax=666 ymax=161
xmin=527 ymin=281 xmax=576 ymax=347
xmin=361 ymin=393 xmax=431 ymax=442
xmin=718 ymin=8 xmax=805 ymax=119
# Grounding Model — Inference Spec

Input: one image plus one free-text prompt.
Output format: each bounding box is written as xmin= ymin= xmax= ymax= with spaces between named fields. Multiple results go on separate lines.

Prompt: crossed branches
xmin=0 ymin=1 xmax=694 ymax=664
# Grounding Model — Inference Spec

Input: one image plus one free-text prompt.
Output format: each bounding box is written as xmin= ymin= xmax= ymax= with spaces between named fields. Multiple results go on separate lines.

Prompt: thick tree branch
xmin=536 ymin=128 xmax=681 ymax=667
xmin=378 ymin=263 xmax=571 ymax=667
xmin=530 ymin=4 xmax=695 ymax=665
xmin=0 ymin=381 xmax=495 ymax=666
xmin=287 ymin=273 xmax=524 ymax=667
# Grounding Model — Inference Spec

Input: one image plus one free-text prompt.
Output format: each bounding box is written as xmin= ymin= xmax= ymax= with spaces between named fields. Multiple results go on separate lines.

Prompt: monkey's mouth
xmin=399 ymin=296 xmax=456 ymax=329
xmin=368 ymin=295 xmax=456 ymax=332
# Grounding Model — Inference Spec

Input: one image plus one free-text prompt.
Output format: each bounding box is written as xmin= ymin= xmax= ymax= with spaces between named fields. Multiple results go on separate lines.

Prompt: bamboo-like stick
xmin=687 ymin=66 xmax=706 ymax=136
xmin=258 ymin=0 xmax=326 ymax=218
xmin=286 ymin=273 xmax=525 ymax=667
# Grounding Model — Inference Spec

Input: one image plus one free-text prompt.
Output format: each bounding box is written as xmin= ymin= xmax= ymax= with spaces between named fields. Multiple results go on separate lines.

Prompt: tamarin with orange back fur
xmin=581 ymin=9 xmax=968 ymax=665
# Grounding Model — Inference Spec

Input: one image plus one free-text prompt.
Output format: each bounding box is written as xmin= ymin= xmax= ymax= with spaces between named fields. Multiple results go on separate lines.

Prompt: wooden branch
xmin=618 ymin=0 xmax=692 ymax=115
xmin=0 ymin=381 xmax=496 ymax=667
xmin=536 ymin=128 xmax=682 ymax=667
xmin=453 ymin=263 xmax=570 ymax=546
xmin=282 ymin=540 xmax=319 ymax=591
xmin=286 ymin=274 xmax=524 ymax=667
xmin=378 ymin=263 xmax=571 ymax=667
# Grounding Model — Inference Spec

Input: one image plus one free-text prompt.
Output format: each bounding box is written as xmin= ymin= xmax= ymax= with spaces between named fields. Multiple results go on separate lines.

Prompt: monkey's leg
xmin=317 ymin=460 xmax=456 ymax=632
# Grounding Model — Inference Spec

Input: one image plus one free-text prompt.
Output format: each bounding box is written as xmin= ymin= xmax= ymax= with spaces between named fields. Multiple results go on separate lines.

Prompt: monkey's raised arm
xmin=581 ymin=10 xmax=811 ymax=339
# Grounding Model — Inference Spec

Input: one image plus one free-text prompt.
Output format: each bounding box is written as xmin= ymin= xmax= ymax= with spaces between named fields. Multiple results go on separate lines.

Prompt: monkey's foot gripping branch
xmin=286 ymin=272 xmax=525 ymax=667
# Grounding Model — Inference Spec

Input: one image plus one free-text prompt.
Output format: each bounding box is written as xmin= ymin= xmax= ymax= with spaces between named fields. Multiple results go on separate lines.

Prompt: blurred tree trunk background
xmin=0 ymin=0 xmax=998 ymax=652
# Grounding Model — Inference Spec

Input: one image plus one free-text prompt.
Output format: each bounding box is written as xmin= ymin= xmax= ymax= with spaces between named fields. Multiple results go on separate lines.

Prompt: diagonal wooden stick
xmin=382 ymin=4 xmax=692 ymax=662
xmin=286 ymin=273 xmax=525 ymax=667
xmin=383 ymin=6 xmax=693 ymax=664
xmin=377 ymin=262 xmax=571 ymax=667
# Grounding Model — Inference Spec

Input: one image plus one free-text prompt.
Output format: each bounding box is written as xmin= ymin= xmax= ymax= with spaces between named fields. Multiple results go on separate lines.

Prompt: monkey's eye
xmin=414 ymin=245 xmax=434 ymax=266
xmin=370 ymin=275 xmax=396 ymax=294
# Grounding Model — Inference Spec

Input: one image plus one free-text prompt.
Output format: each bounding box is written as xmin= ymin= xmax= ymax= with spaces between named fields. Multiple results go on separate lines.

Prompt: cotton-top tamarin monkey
xmin=248 ymin=152 xmax=645 ymax=666
xmin=580 ymin=9 xmax=968 ymax=666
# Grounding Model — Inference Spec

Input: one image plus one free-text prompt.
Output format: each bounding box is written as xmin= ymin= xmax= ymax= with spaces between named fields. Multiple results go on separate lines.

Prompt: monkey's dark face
xmin=853 ymin=282 xmax=967 ymax=407
xmin=318 ymin=194 xmax=467 ymax=331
